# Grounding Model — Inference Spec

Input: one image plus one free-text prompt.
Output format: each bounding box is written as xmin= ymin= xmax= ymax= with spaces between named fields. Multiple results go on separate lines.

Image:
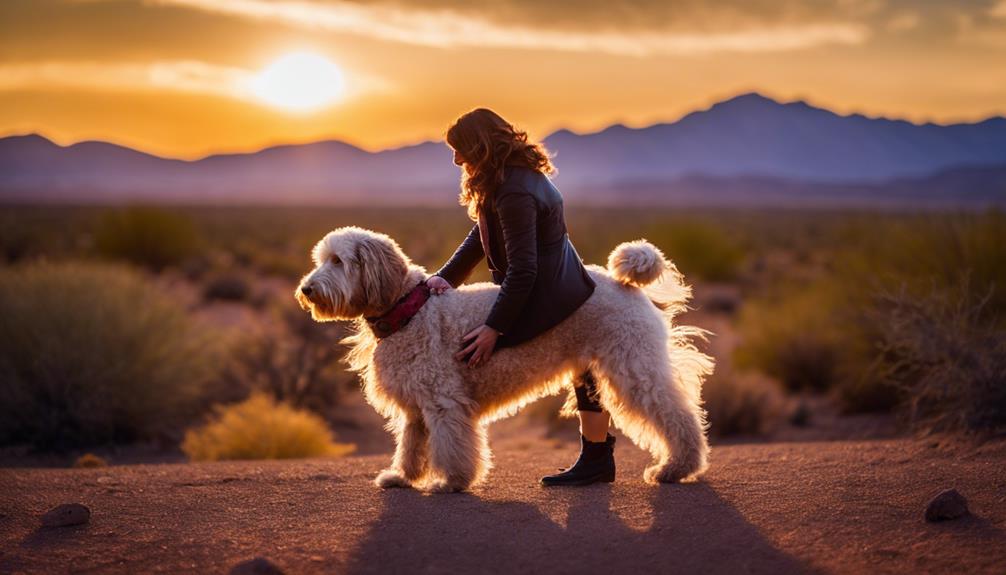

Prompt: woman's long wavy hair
xmin=446 ymin=108 xmax=555 ymax=220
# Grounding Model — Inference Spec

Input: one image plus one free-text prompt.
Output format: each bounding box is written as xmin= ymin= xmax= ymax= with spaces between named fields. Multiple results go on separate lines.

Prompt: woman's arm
xmin=484 ymin=189 xmax=538 ymax=335
xmin=456 ymin=188 xmax=538 ymax=367
xmin=433 ymin=223 xmax=485 ymax=288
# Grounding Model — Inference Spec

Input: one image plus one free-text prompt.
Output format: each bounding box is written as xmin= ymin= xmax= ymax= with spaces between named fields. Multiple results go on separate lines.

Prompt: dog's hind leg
xmin=422 ymin=401 xmax=490 ymax=493
xmin=598 ymin=352 xmax=709 ymax=484
xmin=375 ymin=412 xmax=429 ymax=489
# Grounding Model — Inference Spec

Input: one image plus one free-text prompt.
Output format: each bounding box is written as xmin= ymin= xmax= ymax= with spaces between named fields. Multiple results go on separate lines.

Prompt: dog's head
xmin=296 ymin=227 xmax=410 ymax=321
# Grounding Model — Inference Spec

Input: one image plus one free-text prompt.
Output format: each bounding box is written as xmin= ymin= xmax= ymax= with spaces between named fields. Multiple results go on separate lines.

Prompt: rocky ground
xmin=2 ymin=437 xmax=1005 ymax=574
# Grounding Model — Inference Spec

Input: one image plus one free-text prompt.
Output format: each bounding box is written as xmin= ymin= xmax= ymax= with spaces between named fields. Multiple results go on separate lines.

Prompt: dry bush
xmin=94 ymin=207 xmax=200 ymax=271
xmin=517 ymin=370 xmax=785 ymax=439
xmin=703 ymin=369 xmax=786 ymax=437
xmin=219 ymin=302 xmax=354 ymax=415
xmin=735 ymin=212 xmax=1006 ymax=417
xmin=0 ymin=262 xmax=221 ymax=449
xmin=734 ymin=282 xmax=859 ymax=394
xmin=182 ymin=393 xmax=355 ymax=461
xmin=202 ymin=270 xmax=252 ymax=302
xmin=521 ymin=394 xmax=578 ymax=438
xmin=871 ymin=283 xmax=1006 ymax=433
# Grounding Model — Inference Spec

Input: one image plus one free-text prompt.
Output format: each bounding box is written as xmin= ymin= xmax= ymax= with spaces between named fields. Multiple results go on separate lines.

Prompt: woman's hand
xmin=427 ymin=275 xmax=452 ymax=295
xmin=455 ymin=324 xmax=500 ymax=368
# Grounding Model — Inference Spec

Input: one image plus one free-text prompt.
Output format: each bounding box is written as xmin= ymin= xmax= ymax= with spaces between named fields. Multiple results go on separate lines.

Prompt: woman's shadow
xmin=343 ymin=481 xmax=812 ymax=574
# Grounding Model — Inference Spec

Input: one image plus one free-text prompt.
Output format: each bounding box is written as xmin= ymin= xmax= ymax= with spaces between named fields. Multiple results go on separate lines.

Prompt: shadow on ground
xmin=343 ymin=482 xmax=812 ymax=574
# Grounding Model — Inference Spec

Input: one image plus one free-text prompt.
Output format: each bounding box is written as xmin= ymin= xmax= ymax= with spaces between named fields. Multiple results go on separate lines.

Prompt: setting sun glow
xmin=250 ymin=52 xmax=345 ymax=113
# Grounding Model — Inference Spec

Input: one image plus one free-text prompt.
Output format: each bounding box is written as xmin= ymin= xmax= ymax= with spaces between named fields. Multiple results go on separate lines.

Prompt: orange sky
xmin=3 ymin=0 xmax=1006 ymax=159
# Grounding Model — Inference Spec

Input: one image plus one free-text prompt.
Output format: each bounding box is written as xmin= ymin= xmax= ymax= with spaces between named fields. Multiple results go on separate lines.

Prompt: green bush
xmin=182 ymin=393 xmax=355 ymax=461
xmin=0 ymin=262 xmax=220 ymax=449
xmin=647 ymin=221 xmax=744 ymax=282
xmin=94 ymin=207 xmax=200 ymax=270
xmin=734 ymin=282 xmax=855 ymax=393
xmin=840 ymin=210 xmax=1006 ymax=320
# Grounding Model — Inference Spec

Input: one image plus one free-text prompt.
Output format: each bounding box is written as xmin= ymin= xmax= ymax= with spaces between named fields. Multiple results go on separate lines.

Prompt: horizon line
xmin=4 ymin=90 xmax=1005 ymax=163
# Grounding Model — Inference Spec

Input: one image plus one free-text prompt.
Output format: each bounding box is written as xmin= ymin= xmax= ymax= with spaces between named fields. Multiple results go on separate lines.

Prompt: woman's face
xmin=452 ymin=148 xmax=466 ymax=167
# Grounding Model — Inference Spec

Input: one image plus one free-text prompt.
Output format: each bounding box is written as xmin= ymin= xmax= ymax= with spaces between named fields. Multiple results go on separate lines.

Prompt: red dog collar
xmin=365 ymin=280 xmax=431 ymax=339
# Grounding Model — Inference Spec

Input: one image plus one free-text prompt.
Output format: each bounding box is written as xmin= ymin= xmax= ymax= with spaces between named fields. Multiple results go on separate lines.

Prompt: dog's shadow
xmin=342 ymin=481 xmax=812 ymax=574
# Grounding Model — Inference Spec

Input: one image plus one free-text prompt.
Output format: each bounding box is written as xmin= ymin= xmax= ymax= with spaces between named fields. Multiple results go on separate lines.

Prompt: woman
xmin=427 ymin=108 xmax=616 ymax=487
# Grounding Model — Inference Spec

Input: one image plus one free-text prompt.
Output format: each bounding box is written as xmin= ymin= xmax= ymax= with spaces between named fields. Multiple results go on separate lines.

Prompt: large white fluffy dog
xmin=296 ymin=226 xmax=713 ymax=492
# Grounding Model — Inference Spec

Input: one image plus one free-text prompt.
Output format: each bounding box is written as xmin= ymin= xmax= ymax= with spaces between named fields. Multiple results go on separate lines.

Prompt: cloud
xmin=146 ymin=0 xmax=870 ymax=55
xmin=953 ymin=3 xmax=1006 ymax=49
xmin=0 ymin=59 xmax=392 ymax=102
xmin=886 ymin=12 xmax=920 ymax=32
xmin=993 ymin=1 xmax=1006 ymax=19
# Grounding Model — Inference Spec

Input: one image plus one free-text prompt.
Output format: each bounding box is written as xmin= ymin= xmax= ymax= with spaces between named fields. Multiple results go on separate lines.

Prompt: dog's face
xmin=296 ymin=227 xmax=410 ymax=321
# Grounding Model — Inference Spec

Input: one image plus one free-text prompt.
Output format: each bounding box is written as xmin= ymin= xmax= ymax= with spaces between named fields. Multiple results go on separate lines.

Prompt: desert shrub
xmin=0 ymin=227 xmax=33 ymax=263
xmin=182 ymin=393 xmax=356 ymax=461
xmin=838 ymin=210 xmax=1006 ymax=319
xmin=94 ymin=207 xmax=200 ymax=270
xmin=203 ymin=270 xmax=251 ymax=302
xmin=521 ymin=394 xmax=577 ymax=438
xmin=520 ymin=370 xmax=786 ymax=439
xmin=734 ymin=282 xmax=858 ymax=393
xmin=0 ymin=262 xmax=220 ymax=449
xmin=255 ymin=249 xmax=307 ymax=280
xmin=219 ymin=302 xmax=354 ymax=416
xmin=736 ymin=211 xmax=1005 ymax=417
xmin=647 ymin=221 xmax=744 ymax=282
xmin=734 ymin=278 xmax=903 ymax=412
xmin=703 ymin=369 xmax=785 ymax=437
xmin=870 ymin=283 xmax=1006 ymax=433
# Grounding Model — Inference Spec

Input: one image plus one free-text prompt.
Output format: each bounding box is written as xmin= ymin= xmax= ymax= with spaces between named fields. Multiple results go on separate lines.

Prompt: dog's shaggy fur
xmin=296 ymin=227 xmax=713 ymax=492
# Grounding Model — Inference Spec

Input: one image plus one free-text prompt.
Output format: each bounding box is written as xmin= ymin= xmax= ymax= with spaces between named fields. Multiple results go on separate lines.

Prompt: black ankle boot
xmin=540 ymin=434 xmax=616 ymax=487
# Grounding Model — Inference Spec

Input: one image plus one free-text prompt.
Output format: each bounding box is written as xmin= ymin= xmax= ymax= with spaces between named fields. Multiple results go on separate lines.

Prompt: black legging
xmin=574 ymin=369 xmax=604 ymax=412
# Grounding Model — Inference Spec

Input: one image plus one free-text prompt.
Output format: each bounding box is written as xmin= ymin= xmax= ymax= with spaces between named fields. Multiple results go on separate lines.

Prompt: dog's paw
xmin=644 ymin=462 xmax=699 ymax=484
xmin=375 ymin=469 xmax=412 ymax=489
xmin=424 ymin=479 xmax=467 ymax=494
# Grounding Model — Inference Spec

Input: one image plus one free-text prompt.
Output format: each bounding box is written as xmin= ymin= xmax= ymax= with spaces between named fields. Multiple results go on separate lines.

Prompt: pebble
xmin=925 ymin=489 xmax=969 ymax=522
xmin=41 ymin=503 xmax=90 ymax=527
xmin=228 ymin=557 xmax=284 ymax=575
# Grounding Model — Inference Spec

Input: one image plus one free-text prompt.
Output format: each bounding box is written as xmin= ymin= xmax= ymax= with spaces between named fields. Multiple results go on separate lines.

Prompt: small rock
xmin=925 ymin=489 xmax=969 ymax=522
xmin=228 ymin=557 xmax=284 ymax=575
xmin=41 ymin=503 xmax=90 ymax=527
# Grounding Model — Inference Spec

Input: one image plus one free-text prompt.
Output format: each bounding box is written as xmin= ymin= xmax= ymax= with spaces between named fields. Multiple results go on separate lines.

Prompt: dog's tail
xmin=608 ymin=239 xmax=714 ymax=416
xmin=607 ymin=239 xmax=691 ymax=316
xmin=607 ymin=239 xmax=672 ymax=286
xmin=607 ymin=239 xmax=670 ymax=287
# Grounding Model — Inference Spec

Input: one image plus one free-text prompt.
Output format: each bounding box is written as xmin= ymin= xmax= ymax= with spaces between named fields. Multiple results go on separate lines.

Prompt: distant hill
xmin=2 ymin=92 xmax=1005 ymax=206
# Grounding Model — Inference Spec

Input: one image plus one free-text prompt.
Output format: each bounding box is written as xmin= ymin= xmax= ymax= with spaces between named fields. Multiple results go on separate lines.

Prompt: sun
xmin=251 ymin=52 xmax=345 ymax=112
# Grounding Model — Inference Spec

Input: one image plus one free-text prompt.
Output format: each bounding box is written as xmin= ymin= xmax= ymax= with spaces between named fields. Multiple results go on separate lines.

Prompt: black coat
xmin=434 ymin=165 xmax=596 ymax=347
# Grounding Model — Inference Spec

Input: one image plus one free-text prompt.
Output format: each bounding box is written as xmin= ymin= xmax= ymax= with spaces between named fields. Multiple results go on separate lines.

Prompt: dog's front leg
xmin=423 ymin=402 xmax=489 ymax=493
xmin=375 ymin=413 xmax=429 ymax=489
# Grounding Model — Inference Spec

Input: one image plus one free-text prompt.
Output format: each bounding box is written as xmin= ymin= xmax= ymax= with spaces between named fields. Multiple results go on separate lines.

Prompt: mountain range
xmin=2 ymin=92 xmax=1005 ymax=207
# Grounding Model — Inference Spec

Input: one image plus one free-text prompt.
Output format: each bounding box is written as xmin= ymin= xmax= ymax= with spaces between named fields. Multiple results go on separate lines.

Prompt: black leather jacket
xmin=434 ymin=165 xmax=596 ymax=347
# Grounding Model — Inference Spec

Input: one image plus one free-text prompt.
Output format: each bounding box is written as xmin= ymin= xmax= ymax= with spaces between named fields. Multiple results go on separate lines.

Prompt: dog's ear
xmin=353 ymin=235 xmax=408 ymax=314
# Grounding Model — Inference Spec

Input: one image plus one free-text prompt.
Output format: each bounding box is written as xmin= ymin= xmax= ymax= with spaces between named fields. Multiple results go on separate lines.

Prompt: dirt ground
xmin=2 ymin=437 xmax=1004 ymax=574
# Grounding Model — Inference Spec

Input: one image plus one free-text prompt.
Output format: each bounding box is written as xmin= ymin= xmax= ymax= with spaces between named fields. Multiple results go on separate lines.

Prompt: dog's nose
xmin=301 ymin=285 xmax=313 ymax=296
